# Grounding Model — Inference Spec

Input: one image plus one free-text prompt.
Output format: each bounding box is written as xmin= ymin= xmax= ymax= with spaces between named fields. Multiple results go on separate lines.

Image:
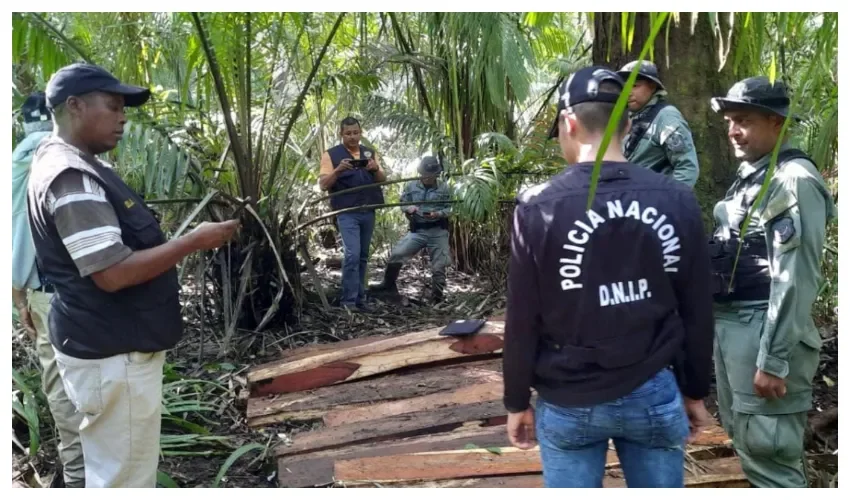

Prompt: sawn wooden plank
xmin=247 ymin=359 xmax=501 ymax=427
xmin=274 ymin=399 xmax=508 ymax=457
xmin=323 ymin=380 xmax=503 ymax=427
xmin=277 ymin=423 xmax=509 ymax=488
xmin=335 ymin=456 xmax=746 ymax=488
xmin=248 ymin=321 xmax=505 ymax=395
xmin=332 ymin=424 xmax=733 ymax=483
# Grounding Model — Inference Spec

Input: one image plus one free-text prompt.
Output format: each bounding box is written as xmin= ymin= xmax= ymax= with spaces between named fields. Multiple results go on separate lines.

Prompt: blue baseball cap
xmin=45 ymin=63 xmax=151 ymax=109
xmin=21 ymin=91 xmax=53 ymax=135
xmin=548 ymin=66 xmax=624 ymax=138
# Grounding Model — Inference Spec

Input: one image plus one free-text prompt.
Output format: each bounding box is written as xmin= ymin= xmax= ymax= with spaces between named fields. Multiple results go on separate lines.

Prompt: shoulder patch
xmin=664 ymin=130 xmax=687 ymax=153
xmin=772 ymin=216 xmax=796 ymax=244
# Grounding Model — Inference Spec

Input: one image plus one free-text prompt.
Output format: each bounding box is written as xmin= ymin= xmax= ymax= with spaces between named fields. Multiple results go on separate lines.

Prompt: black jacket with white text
xmin=503 ymin=161 xmax=714 ymax=412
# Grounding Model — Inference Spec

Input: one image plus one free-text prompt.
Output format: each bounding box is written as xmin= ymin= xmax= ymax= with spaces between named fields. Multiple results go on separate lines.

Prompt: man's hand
xmin=405 ymin=206 xmax=419 ymax=215
xmin=754 ymin=369 xmax=787 ymax=399
xmin=17 ymin=306 xmax=37 ymax=340
xmin=337 ymin=159 xmax=354 ymax=172
xmin=366 ymin=158 xmax=379 ymax=172
xmin=683 ymin=397 xmax=715 ymax=443
xmin=506 ymin=408 xmax=536 ymax=449
xmin=423 ymin=211 xmax=440 ymax=220
xmin=190 ymin=220 xmax=240 ymax=250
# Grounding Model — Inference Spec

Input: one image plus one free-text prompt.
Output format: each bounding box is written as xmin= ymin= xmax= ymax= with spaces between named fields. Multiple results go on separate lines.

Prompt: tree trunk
xmin=592 ymin=13 xmax=748 ymax=219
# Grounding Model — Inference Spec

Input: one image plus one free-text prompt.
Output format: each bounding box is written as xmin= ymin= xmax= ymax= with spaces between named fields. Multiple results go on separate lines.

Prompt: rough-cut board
xmin=336 ymin=457 xmax=748 ymax=488
xmin=331 ymin=424 xmax=734 ymax=483
xmin=273 ymin=335 xmax=391 ymax=363
xmin=690 ymin=424 xmax=733 ymax=447
xmin=248 ymin=321 xmax=505 ymax=395
xmin=278 ymin=423 xmax=510 ymax=488
xmin=247 ymin=360 xmax=501 ymax=427
xmin=323 ymin=380 xmax=503 ymax=427
xmin=275 ymin=399 xmax=509 ymax=457
xmin=334 ymin=447 xmax=613 ymax=482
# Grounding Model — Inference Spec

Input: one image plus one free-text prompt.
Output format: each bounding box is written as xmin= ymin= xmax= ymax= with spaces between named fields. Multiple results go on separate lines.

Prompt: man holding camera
xmin=318 ymin=117 xmax=387 ymax=310
xmin=370 ymin=156 xmax=452 ymax=303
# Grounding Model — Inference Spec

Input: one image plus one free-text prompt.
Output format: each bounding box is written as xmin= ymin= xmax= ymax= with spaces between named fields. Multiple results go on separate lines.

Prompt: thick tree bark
xmin=592 ymin=13 xmax=748 ymax=218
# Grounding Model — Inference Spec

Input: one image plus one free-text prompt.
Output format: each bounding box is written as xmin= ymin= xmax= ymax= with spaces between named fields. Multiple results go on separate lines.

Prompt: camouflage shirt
xmin=713 ymin=143 xmax=836 ymax=379
xmin=624 ymin=92 xmax=699 ymax=187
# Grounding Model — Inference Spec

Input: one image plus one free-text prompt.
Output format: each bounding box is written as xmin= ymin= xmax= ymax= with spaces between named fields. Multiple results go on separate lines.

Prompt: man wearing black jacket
xmin=502 ymin=66 xmax=715 ymax=488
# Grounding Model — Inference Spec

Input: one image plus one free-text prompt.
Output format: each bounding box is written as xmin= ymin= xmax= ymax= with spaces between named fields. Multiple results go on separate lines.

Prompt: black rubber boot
xmin=369 ymin=262 xmax=402 ymax=294
xmin=431 ymin=281 xmax=445 ymax=303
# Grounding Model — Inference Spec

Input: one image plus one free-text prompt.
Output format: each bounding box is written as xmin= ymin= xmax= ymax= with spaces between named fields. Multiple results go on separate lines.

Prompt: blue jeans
xmin=337 ymin=211 xmax=375 ymax=306
xmin=535 ymin=368 xmax=690 ymax=488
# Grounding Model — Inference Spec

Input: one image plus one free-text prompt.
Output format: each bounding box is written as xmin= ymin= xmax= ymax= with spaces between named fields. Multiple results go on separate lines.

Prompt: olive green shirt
xmin=713 ymin=143 xmax=836 ymax=379
xmin=625 ymin=92 xmax=700 ymax=187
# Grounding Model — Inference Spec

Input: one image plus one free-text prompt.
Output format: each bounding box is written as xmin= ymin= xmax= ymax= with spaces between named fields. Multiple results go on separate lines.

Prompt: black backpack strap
xmin=739 ymin=148 xmax=816 ymax=215
xmin=623 ymin=101 xmax=671 ymax=158
xmin=775 ymin=148 xmax=815 ymax=170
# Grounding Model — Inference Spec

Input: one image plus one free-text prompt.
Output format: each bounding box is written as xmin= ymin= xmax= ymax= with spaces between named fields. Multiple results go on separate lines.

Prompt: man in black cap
xmin=503 ymin=66 xmax=715 ymax=487
xmin=13 ymin=91 xmax=85 ymax=487
xmin=616 ymin=60 xmax=699 ymax=187
xmin=708 ymin=76 xmax=835 ymax=487
xmin=370 ymin=155 xmax=453 ymax=303
xmin=27 ymin=63 xmax=240 ymax=487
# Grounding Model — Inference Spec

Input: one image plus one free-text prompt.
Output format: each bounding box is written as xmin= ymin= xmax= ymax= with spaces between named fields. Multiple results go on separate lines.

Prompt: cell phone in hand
xmin=350 ymin=159 xmax=369 ymax=168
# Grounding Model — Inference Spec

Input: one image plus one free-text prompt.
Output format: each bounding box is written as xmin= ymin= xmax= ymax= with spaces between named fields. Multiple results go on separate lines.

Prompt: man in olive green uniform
xmin=708 ymin=77 xmax=835 ymax=487
xmin=370 ymin=156 xmax=452 ymax=303
xmin=617 ymin=60 xmax=699 ymax=187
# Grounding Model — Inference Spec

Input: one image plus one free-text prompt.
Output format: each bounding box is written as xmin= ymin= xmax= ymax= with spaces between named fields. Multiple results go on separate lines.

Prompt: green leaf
xmin=464 ymin=443 xmax=478 ymax=450
xmin=213 ymin=443 xmax=266 ymax=487
xmin=485 ymin=447 xmax=503 ymax=455
xmin=161 ymin=415 xmax=212 ymax=435
xmin=769 ymin=52 xmax=777 ymax=84
xmin=620 ymin=12 xmax=629 ymax=52
xmin=12 ymin=368 xmax=36 ymax=399
xmin=157 ymin=470 xmax=180 ymax=488
xmin=823 ymin=376 xmax=835 ymax=388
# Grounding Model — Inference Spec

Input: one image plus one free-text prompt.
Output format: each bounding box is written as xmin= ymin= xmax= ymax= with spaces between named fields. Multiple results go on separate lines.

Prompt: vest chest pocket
xmin=120 ymin=207 xmax=165 ymax=250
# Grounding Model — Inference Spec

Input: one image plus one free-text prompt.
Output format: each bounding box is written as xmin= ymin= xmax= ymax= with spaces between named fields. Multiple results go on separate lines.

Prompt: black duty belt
xmin=714 ymin=283 xmax=770 ymax=303
xmin=410 ymin=218 xmax=449 ymax=232
xmin=33 ymin=282 xmax=55 ymax=294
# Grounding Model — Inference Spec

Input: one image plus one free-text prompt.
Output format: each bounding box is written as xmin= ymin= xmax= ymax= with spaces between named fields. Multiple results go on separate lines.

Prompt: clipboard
xmin=439 ymin=319 xmax=486 ymax=337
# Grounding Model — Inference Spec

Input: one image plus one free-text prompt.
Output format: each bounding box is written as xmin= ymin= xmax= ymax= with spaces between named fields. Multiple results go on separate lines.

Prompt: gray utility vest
xmin=27 ymin=143 xmax=182 ymax=359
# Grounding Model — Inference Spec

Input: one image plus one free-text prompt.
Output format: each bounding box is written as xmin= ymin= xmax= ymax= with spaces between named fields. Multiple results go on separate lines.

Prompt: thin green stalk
xmin=588 ymin=12 xmax=669 ymax=210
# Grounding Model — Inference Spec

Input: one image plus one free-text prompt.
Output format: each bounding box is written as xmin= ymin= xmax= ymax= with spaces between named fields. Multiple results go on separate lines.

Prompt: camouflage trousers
xmin=28 ymin=291 xmax=86 ymax=487
xmin=713 ymin=303 xmax=820 ymax=488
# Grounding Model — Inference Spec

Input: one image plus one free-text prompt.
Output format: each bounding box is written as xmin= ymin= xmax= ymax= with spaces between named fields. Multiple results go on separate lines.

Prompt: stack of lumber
xmin=246 ymin=319 xmax=748 ymax=488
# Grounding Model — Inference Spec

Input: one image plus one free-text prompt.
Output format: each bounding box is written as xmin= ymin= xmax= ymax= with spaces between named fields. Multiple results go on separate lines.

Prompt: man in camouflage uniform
xmin=617 ymin=60 xmax=699 ymax=187
xmin=370 ymin=156 xmax=452 ymax=303
xmin=709 ymin=76 xmax=835 ymax=487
